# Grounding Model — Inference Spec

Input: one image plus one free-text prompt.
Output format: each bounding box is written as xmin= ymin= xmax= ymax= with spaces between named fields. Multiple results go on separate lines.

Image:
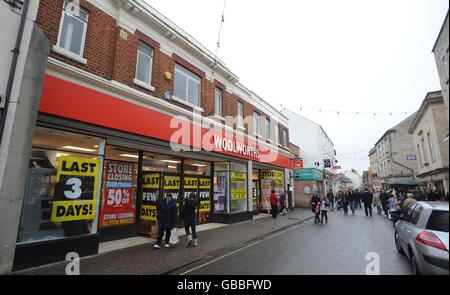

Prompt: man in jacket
xmin=154 ymin=193 xmax=177 ymax=249
xmin=270 ymin=190 xmax=279 ymax=218
xmin=362 ymin=188 xmax=373 ymax=217
xmin=181 ymin=192 xmax=199 ymax=247
xmin=327 ymin=189 xmax=335 ymax=209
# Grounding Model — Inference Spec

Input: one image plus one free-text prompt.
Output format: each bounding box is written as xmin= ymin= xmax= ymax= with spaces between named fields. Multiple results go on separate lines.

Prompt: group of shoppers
xmin=153 ymin=192 xmax=199 ymax=249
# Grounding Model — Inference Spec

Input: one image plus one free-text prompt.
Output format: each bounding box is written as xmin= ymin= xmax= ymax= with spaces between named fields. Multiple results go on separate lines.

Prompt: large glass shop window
xmin=17 ymin=127 xmax=104 ymax=244
xmin=183 ymin=159 xmax=211 ymax=224
xmin=230 ymin=163 xmax=248 ymax=213
xmin=260 ymin=170 xmax=285 ymax=210
xmin=99 ymin=146 xmax=138 ymax=228
xmin=214 ymin=162 xmax=229 ymax=213
xmin=213 ymin=162 xmax=248 ymax=214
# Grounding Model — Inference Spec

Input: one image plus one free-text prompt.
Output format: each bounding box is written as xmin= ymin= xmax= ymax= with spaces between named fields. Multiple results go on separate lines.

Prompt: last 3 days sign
xmin=51 ymin=156 xmax=99 ymax=222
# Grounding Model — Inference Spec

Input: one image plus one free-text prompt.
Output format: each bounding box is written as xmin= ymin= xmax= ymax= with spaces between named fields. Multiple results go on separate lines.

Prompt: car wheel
xmin=410 ymin=252 xmax=420 ymax=276
xmin=394 ymin=231 xmax=404 ymax=254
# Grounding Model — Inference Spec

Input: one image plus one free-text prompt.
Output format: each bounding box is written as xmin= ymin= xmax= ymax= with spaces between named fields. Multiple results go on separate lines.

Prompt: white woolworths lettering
xmin=221 ymin=280 xmax=271 ymax=290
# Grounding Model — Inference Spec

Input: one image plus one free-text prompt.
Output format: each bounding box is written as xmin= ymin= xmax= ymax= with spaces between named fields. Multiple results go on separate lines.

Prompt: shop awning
xmin=388 ymin=179 xmax=423 ymax=186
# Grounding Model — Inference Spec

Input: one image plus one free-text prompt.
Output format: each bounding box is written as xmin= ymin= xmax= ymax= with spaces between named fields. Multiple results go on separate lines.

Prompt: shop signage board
xmin=293 ymin=168 xmax=323 ymax=181
xmin=406 ymin=154 xmax=417 ymax=161
xmin=324 ymin=159 xmax=331 ymax=168
xmin=51 ymin=156 xmax=99 ymax=222
xmin=141 ymin=173 xmax=160 ymax=221
xmin=291 ymin=158 xmax=303 ymax=169
xmin=231 ymin=172 xmax=247 ymax=200
xmin=99 ymin=160 xmax=135 ymax=228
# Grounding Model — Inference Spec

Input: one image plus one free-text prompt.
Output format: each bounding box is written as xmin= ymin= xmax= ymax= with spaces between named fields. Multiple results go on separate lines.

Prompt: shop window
xmin=56 ymin=0 xmax=89 ymax=58
xmin=142 ymin=152 xmax=181 ymax=173
xmin=174 ymin=64 xmax=201 ymax=107
xmin=230 ymin=163 xmax=248 ymax=213
xmin=17 ymin=127 xmax=104 ymax=244
xmin=99 ymin=146 xmax=139 ymax=228
xmin=184 ymin=159 xmax=211 ymax=176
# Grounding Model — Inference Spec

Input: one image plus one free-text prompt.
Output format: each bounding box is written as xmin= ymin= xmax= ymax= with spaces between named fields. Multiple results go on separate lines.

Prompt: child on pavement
xmin=314 ymin=198 xmax=321 ymax=224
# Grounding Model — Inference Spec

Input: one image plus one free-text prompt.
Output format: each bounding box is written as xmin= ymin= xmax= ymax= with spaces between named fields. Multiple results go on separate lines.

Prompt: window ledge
xmin=213 ymin=114 xmax=226 ymax=121
xmin=266 ymin=139 xmax=273 ymax=143
xmin=171 ymin=95 xmax=204 ymax=112
xmin=133 ymin=78 xmax=155 ymax=92
xmin=277 ymin=143 xmax=283 ymax=147
xmin=237 ymin=125 xmax=246 ymax=132
xmin=254 ymin=133 xmax=263 ymax=139
xmin=52 ymin=45 xmax=87 ymax=65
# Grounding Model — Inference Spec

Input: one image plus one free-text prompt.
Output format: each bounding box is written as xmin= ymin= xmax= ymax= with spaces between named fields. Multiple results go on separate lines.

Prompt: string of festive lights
xmin=211 ymin=0 xmax=227 ymax=74
xmin=280 ymin=104 xmax=414 ymax=116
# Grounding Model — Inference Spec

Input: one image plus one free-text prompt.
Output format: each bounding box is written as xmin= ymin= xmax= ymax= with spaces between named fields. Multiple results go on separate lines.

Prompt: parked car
xmin=394 ymin=201 xmax=449 ymax=275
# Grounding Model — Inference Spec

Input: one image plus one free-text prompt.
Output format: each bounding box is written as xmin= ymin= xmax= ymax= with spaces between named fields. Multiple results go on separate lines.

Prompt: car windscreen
xmin=426 ymin=210 xmax=449 ymax=233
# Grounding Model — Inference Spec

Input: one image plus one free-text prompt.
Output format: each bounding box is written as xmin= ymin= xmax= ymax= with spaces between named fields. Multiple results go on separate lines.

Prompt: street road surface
xmin=176 ymin=208 xmax=411 ymax=275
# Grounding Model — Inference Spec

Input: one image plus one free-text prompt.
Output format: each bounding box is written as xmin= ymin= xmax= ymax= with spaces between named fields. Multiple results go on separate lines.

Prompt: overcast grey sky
xmin=146 ymin=0 xmax=448 ymax=174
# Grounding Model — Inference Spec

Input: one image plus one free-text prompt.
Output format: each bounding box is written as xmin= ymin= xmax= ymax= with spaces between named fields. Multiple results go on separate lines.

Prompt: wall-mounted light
xmin=164 ymin=71 xmax=172 ymax=80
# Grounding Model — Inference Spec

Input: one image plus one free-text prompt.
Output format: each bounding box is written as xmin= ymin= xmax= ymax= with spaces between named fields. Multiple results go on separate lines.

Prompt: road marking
xmin=179 ymin=222 xmax=304 ymax=275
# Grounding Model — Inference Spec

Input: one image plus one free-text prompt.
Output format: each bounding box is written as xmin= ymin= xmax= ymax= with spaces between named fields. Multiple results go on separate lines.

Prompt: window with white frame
xmin=427 ymin=132 xmax=436 ymax=162
xmin=275 ymin=124 xmax=279 ymax=145
xmin=265 ymin=118 xmax=270 ymax=140
xmin=283 ymin=129 xmax=288 ymax=147
xmin=237 ymin=101 xmax=244 ymax=128
xmin=174 ymin=64 xmax=201 ymax=107
xmin=215 ymin=88 xmax=223 ymax=116
xmin=253 ymin=111 xmax=260 ymax=136
xmin=57 ymin=0 xmax=89 ymax=57
xmin=135 ymin=42 xmax=154 ymax=85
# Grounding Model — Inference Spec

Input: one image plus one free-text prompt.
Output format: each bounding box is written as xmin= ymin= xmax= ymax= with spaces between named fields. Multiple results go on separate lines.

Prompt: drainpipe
xmin=389 ymin=135 xmax=415 ymax=181
xmin=0 ymin=0 xmax=30 ymax=147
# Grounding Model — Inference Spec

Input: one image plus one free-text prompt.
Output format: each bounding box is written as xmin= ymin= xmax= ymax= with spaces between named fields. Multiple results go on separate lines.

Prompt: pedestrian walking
xmin=342 ymin=189 xmax=349 ymax=215
xmin=380 ymin=189 xmax=389 ymax=217
xmin=320 ymin=196 xmax=329 ymax=223
xmin=327 ymin=189 xmax=334 ymax=209
xmin=348 ymin=189 xmax=356 ymax=215
xmin=373 ymin=189 xmax=382 ymax=215
xmin=388 ymin=190 xmax=401 ymax=226
xmin=401 ymin=193 xmax=417 ymax=213
xmin=355 ymin=189 xmax=362 ymax=209
xmin=279 ymin=191 xmax=288 ymax=215
xmin=154 ymin=193 xmax=177 ymax=249
xmin=180 ymin=192 xmax=199 ymax=247
xmin=270 ymin=189 xmax=279 ymax=219
xmin=362 ymin=188 xmax=373 ymax=217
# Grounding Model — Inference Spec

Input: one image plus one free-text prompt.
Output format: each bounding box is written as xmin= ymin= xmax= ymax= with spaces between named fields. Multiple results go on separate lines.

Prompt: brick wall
xmin=36 ymin=0 xmax=289 ymax=145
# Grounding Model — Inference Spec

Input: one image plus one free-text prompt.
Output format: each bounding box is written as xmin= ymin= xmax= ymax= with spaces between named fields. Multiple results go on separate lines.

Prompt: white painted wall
xmin=281 ymin=109 xmax=337 ymax=170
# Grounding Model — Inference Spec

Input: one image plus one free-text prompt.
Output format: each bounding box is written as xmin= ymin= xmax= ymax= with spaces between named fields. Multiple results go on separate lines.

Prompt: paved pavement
xmin=173 ymin=208 xmax=412 ymax=275
xmin=15 ymin=208 xmax=313 ymax=275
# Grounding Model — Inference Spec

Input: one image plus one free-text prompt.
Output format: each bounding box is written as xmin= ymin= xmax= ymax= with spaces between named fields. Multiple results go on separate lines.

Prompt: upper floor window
xmin=57 ymin=0 xmax=89 ymax=58
xmin=253 ymin=111 xmax=260 ymax=136
xmin=283 ymin=129 xmax=288 ymax=147
xmin=275 ymin=124 xmax=279 ymax=145
xmin=215 ymin=88 xmax=223 ymax=117
xmin=237 ymin=101 xmax=244 ymax=128
xmin=174 ymin=64 xmax=201 ymax=107
xmin=427 ymin=132 xmax=436 ymax=162
xmin=135 ymin=42 xmax=154 ymax=86
xmin=265 ymin=118 xmax=271 ymax=140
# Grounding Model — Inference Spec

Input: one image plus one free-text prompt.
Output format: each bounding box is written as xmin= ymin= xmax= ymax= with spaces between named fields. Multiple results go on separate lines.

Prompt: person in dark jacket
xmin=362 ymin=188 xmax=373 ymax=217
xmin=327 ymin=189 xmax=335 ymax=209
xmin=341 ymin=189 xmax=349 ymax=215
xmin=154 ymin=193 xmax=177 ymax=249
xmin=354 ymin=189 xmax=362 ymax=209
xmin=380 ymin=190 xmax=389 ymax=217
xmin=348 ymin=189 xmax=356 ymax=215
xmin=181 ymin=192 xmax=199 ymax=247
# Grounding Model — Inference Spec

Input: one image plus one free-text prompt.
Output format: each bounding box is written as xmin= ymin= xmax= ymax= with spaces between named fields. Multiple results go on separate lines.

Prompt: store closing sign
xmin=51 ymin=156 xmax=99 ymax=222
xmin=99 ymin=161 xmax=135 ymax=228
xmin=141 ymin=173 xmax=160 ymax=221
xmin=199 ymin=178 xmax=211 ymax=213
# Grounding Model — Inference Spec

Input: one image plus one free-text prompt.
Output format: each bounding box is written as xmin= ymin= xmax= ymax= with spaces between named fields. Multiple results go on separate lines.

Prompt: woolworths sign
xmin=213 ymin=134 xmax=260 ymax=160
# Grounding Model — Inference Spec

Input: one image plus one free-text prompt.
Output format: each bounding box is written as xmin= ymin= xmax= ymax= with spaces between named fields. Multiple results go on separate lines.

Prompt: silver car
xmin=394 ymin=201 xmax=449 ymax=275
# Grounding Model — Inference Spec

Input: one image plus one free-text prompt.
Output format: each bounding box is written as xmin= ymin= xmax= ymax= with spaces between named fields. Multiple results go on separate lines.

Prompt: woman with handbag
xmin=154 ymin=193 xmax=177 ymax=249
xmin=181 ymin=192 xmax=199 ymax=247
